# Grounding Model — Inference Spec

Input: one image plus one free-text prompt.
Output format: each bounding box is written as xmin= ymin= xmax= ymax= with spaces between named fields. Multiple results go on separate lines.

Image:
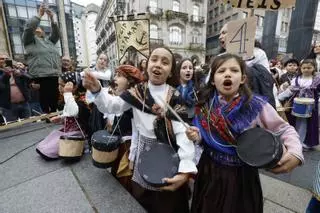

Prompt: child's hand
xmin=282 ymin=82 xmax=290 ymax=90
xmin=269 ymin=152 xmax=301 ymax=174
xmin=82 ymin=71 xmax=101 ymax=93
xmin=186 ymin=126 xmax=201 ymax=142
xmin=159 ymin=173 xmax=189 ymax=191
xmin=50 ymin=116 xmax=61 ymax=124
xmin=63 ymin=82 xmax=73 ymax=93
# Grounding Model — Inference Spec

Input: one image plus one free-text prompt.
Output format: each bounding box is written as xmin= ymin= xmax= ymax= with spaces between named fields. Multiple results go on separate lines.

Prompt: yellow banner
xmin=223 ymin=0 xmax=296 ymax=10
xmin=115 ymin=19 xmax=150 ymax=60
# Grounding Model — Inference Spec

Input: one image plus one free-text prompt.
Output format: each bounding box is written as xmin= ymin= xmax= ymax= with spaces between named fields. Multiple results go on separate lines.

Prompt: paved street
xmin=0 ymin=121 xmax=317 ymax=213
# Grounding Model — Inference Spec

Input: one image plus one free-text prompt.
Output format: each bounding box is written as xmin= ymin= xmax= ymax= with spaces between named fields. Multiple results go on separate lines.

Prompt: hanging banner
xmin=222 ymin=0 xmax=296 ymax=10
xmin=114 ymin=18 xmax=150 ymax=61
xmin=226 ymin=16 xmax=257 ymax=58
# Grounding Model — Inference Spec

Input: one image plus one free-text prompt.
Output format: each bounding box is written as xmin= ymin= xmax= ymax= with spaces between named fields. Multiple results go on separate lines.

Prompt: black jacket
xmin=246 ymin=64 xmax=276 ymax=109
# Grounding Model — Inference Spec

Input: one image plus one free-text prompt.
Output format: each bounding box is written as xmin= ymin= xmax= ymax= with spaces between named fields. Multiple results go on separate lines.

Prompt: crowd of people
xmin=2 ymin=5 xmax=320 ymax=213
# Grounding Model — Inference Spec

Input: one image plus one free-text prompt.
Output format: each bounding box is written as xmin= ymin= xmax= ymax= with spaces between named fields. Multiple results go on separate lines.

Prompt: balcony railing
xmin=189 ymin=43 xmax=205 ymax=51
xmin=146 ymin=6 xmax=163 ymax=18
xmin=165 ymin=10 xmax=188 ymax=22
xmin=190 ymin=15 xmax=205 ymax=24
xmin=150 ymin=38 xmax=164 ymax=45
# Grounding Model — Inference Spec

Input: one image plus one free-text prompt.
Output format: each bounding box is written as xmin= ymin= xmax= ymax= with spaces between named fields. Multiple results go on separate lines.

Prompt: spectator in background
xmin=61 ymin=55 xmax=74 ymax=73
xmin=278 ymin=58 xmax=300 ymax=88
xmin=23 ymin=4 xmax=61 ymax=113
xmin=0 ymin=54 xmax=31 ymax=122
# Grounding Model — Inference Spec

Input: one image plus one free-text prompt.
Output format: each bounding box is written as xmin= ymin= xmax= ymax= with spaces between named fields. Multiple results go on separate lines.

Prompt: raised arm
xmin=22 ymin=16 xmax=41 ymax=46
xmin=46 ymin=9 xmax=60 ymax=44
xmin=23 ymin=5 xmax=45 ymax=46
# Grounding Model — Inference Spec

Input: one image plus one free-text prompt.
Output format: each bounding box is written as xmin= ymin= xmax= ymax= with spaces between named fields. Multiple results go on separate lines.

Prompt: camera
xmin=5 ymin=59 xmax=13 ymax=68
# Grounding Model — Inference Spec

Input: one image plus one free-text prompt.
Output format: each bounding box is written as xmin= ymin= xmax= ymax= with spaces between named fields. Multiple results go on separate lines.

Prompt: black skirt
xmin=191 ymin=153 xmax=263 ymax=213
xmin=131 ymin=181 xmax=190 ymax=213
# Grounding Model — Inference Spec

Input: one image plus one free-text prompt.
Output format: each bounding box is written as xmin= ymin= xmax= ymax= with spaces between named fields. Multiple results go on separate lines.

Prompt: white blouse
xmin=278 ymin=77 xmax=313 ymax=101
xmin=92 ymin=81 xmax=198 ymax=174
xmin=61 ymin=92 xmax=79 ymax=117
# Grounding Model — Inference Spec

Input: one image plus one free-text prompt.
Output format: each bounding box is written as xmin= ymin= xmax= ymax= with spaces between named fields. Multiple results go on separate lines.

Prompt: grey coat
xmin=23 ymin=16 xmax=61 ymax=78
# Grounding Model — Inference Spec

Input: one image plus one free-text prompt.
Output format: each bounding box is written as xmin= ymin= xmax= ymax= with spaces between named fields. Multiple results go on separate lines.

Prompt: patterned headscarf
xmin=60 ymin=71 xmax=80 ymax=85
xmin=116 ymin=65 xmax=145 ymax=83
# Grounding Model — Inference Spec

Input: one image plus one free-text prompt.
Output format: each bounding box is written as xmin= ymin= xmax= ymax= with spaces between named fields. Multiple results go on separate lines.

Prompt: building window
xmin=285 ymin=23 xmax=288 ymax=32
xmin=214 ymin=7 xmax=219 ymax=17
xmin=173 ymin=0 xmax=180 ymax=12
xmin=27 ymin=7 xmax=37 ymax=18
xmin=220 ymin=4 xmax=224 ymax=14
xmin=150 ymin=24 xmax=158 ymax=39
xmin=12 ymin=34 xmax=24 ymax=54
xmin=149 ymin=0 xmax=158 ymax=13
xmin=169 ymin=26 xmax=182 ymax=45
xmin=26 ymin=0 xmax=36 ymax=6
xmin=219 ymin=20 xmax=224 ymax=30
xmin=191 ymin=30 xmax=200 ymax=44
xmin=209 ymin=10 xmax=213 ymax=20
xmin=12 ymin=34 xmax=22 ymax=45
xmin=257 ymin=16 xmax=264 ymax=27
xmin=15 ymin=0 xmax=26 ymax=6
xmin=16 ymin=6 xmax=28 ymax=18
xmin=4 ymin=0 xmax=15 ymax=3
xmin=208 ymin=24 xmax=212 ymax=34
xmin=8 ymin=5 xmax=17 ymax=17
xmin=213 ymin=22 xmax=218 ymax=32
xmin=209 ymin=0 xmax=214 ymax=5
xmin=193 ymin=5 xmax=199 ymax=21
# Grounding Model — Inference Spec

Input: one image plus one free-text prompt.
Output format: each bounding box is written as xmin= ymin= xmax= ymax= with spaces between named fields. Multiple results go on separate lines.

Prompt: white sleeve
xmin=61 ymin=92 xmax=79 ymax=117
xmin=93 ymin=88 xmax=131 ymax=114
xmin=128 ymin=119 xmax=138 ymax=162
xmin=278 ymin=88 xmax=294 ymax=101
xmin=90 ymin=71 xmax=112 ymax=81
xmin=172 ymin=120 xmax=198 ymax=174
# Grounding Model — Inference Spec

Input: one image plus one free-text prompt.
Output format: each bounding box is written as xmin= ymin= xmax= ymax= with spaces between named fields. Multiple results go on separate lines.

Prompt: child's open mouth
xmin=152 ymin=70 xmax=161 ymax=77
xmin=223 ymin=79 xmax=233 ymax=90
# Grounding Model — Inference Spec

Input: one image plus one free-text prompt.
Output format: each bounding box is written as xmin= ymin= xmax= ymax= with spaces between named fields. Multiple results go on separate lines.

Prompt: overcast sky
xmin=71 ymin=0 xmax=103 ymax=7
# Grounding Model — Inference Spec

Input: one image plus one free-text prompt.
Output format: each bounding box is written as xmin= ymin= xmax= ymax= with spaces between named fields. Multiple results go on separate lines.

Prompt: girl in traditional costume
xmin=278 ymin=59 xmax=320 ymax=150
xmin=186 ymin=53 xmax=303 ymax=213
xmin=176 ymin=58 xmax=197 ymax=123
xmin=107 ymin=65 xmax=144 ymax=194
xmin=36 ymin=71 xmax=90 ymax=160
xmin=176 ymin=59 xmax=203 ymax=164
xmin=83 ymin=47 xmax=197 ymax=213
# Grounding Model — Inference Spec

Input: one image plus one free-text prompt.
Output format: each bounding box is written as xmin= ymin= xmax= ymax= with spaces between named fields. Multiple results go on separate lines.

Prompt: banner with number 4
xmin=226 ymin=16 xmax=257 ymax=59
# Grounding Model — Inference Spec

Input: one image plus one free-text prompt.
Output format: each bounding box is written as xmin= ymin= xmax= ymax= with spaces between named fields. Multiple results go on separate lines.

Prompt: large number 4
xmin=230 ymin=22 xmax=248 ymax=54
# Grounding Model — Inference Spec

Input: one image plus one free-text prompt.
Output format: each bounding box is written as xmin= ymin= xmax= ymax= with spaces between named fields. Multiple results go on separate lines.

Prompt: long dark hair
xmin=197 ymin=53 xmax=252 ymax=105
xmin=176 ymin=58 xmax=195 ymax=83
xmin=146 ymin=46 xmax=179 ymax=87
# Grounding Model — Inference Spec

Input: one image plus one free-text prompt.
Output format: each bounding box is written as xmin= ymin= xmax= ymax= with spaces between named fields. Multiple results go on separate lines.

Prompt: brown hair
xmin=299 ymin=59 xmax=317 ymax=76
xmin=197 ymin=53 xmax=252 ymax=105
xmin=146 ymin=46 xmax=179 ymax=87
